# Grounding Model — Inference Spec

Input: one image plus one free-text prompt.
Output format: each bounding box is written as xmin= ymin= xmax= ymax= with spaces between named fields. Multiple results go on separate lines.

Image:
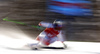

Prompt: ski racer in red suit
xmin=29 ymin=20 xmax=66 ymax=48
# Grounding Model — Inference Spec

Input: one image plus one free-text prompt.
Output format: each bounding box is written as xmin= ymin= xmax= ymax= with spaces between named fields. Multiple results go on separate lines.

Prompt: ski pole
xmin=3 ymin=17 xmax=44 ymax=30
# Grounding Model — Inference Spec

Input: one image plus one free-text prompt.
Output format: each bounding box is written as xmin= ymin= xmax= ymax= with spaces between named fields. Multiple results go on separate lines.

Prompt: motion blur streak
xmin=0 ymin=22 xmax=36 ymax=48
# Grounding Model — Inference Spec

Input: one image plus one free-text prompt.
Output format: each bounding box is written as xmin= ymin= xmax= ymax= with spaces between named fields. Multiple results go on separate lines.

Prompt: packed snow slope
xmin=0 ymin=34 xmax=100 ymax=54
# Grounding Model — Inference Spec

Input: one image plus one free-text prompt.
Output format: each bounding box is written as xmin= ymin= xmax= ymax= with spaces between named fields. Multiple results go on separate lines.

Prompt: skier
xmin=28 ymin=20 xmax=67 ymax=49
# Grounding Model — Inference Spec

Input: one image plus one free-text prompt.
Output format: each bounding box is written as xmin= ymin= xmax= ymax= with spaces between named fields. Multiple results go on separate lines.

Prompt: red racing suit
xmin=36 ymin=21 xmax=64 ymax=45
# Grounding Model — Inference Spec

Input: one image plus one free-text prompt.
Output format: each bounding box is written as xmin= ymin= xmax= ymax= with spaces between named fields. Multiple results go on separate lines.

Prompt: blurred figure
xmin=28 ymin=19 xmax=66 ymax=49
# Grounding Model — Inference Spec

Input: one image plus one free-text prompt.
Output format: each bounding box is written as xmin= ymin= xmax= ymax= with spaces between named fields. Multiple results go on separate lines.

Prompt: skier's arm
xmin=57 ymin=30 xmax=65 ymax=43
xmin=57 ymin=31 xmax=67 ymax=48
xmin=39 ymin=21 xmax=53 ymax=28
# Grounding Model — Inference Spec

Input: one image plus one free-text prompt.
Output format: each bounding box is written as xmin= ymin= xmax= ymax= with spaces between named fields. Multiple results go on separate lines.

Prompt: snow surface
xmin=0 ymin=34 xmax=100 ymax=54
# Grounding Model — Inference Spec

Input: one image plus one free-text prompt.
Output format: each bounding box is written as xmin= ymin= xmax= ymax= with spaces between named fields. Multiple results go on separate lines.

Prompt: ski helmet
xmin=53 ymin=19 xmax=64 ymax=28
